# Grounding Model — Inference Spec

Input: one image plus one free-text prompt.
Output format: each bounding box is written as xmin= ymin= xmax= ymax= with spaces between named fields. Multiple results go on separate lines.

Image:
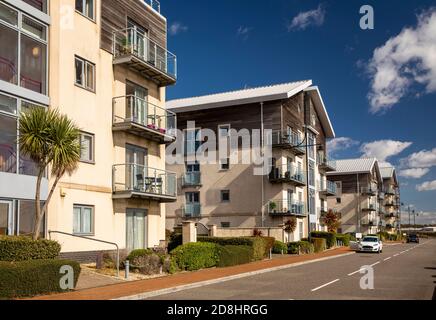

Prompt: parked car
xmin=357 ymin=236 xmax=383 ymax=254
xmin=407 ymin=234 xmax=420 ymax=244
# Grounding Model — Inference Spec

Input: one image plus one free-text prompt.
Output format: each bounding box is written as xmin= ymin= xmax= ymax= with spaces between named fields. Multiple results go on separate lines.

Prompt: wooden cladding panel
xmin=100 ymin=0 xmax=167 ymax=53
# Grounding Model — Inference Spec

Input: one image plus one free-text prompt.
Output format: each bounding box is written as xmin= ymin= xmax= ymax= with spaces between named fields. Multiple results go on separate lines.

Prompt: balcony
xmin=318 ymin=180 xmax=337 ymax=196
xmin=271 ymin=131 xmax=305 ymax=156
xmin=113 ymin=28 xmax=177 ymax=87
xmin=143 ymin=0 xmax=161 ymax=13
xmin=112 ymin=96 xmax=176 ymax=144
xmin=385 ymin=200 xmax=399 ymax=208
xmin=384 ymin=186 xmax=396 ymax=195
xmin=361 ymin=183 xmax=378 ymax=196
xmin=182 ymin=172 xmax=202 ymax=188
xmin=112 ymin=164 xmax=177 ymax=202
xmin=362 ymin=203 xmax=377 ymax=212
xmin=183 ymin=203 xmax=201 ymax=218
xmin=317 ymin=153 xmax=337 ymax=172
xmin=268 ymin=200 xmax=306 ymax=217
xmin=269 ymin=164 xmax=306 ymax=186
xmin=378 ymin=192 xmax=385 ymax=200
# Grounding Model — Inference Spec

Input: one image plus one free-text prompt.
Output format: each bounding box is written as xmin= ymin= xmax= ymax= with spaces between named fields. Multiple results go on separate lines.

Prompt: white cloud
xmin=417 ymin=180 xmax=436 ymax=191
xmin=360 ymin=140 xmax=412 ymax=161
xmin=287 ymin=5 xmax=326 ymax=31
xmin=398 ymin=168 xmax=430 ymax=179
xmin=327 ymin=137 xmax=359 ymax=155
xmin=169 ymin=22 xmax=188 ymax=36
xmin=367 ymin=8 xmax=436 ymax=113
xmin=400 ymin=148 xmax=436 ymax=168
xmin=237 ymin=26 xmax=253 ymax=40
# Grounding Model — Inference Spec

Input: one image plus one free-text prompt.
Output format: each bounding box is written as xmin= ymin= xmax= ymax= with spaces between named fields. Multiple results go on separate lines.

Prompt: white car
xmin=357 ymin=236 xmax=383 ymax=254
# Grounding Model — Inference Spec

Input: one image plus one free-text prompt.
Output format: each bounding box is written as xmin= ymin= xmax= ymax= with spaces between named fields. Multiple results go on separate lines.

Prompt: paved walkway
xmin=32 ymin=247 xmax=352 ymax=300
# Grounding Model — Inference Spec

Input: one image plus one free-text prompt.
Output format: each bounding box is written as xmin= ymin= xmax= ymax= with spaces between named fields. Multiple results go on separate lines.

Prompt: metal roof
xmin=167 ymin=80 xmax=335 ymax=138
xmin=327 ymin=158 xmax=378 ymax=175
xmin=380 ymin=167 xmax=395 ymax=179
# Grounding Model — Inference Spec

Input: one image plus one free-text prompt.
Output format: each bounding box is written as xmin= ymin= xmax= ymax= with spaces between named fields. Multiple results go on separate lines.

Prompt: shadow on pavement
xmin=433 ymin=287 xmax=436 ymax=300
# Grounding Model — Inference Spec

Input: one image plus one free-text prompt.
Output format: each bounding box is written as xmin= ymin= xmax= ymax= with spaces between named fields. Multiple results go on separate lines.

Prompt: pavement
xmin=31 ymin=246 xmax=352 ymax=300
xmin=149 ymin=240 xmax=436 ymax=300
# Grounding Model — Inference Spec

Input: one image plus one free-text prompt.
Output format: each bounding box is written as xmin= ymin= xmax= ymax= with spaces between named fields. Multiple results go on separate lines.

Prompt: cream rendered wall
xmin=48 ymin=0 xmax=167 ymax=252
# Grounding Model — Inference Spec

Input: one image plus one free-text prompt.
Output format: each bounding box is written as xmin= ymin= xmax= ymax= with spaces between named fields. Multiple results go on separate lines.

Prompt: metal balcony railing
xmin=268 ymin=200 xmax=306 ymax=216
xmin=317 ymin=153 xmax=337 ymax=171
xmin=112 ymin=164 xmax=176 ymax=199
xmin=143 ymin=0 xmax=160 ymax=13
xmin=182 ymin=172 xmax=202 ymax=187
xmin=362 ymin=202 xmax=377 ymax=211
xmin=361 ymin=183 xmax=378 ymax=195
xmin=184 ymin=203 xmax=201 ymax=218
xmin=271 ymin=130 xmax=305 ymax=154
xmin=113 ymin=27 xmax=177 ymax=82
xmin=113 ymin=95 xmax=177 ymax=138
xmin=318 ymin=179 xmax=337 ymax=195
xmin=269 ymin=164 xmax=306 ymax=185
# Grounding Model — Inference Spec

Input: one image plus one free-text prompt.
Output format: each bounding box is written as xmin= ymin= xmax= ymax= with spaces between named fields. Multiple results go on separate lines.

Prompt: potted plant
xmin=269 ymin=201 xmax=277 ymax=213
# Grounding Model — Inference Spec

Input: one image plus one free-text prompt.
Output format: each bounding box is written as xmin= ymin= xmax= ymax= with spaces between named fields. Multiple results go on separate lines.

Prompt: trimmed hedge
xmin=0 ymin=259 xmax=81 ymax=298
xmin=336 ymin=234 xmax=351 ymax=246
xmin=310 ymin=232 xmax=336 ymax=249
xmin=197 ymin=236 xmax=274 ymax=261
xmin=272 ymin=241 xmax=288 ymax=254
xmin=171 ymin=242 xmax=220 ymax=271
xmin=0 ymin=236 xmax=61 ymax=262
xmin=217 ymin=245 xmax=254 ymax=267
xmin=288 ymin=241 xmax=314 ymax=255
xmin=311 ymin=238 xmax=327 ymax=253
xmin=126 ymin=249 xmax=153 ymax=262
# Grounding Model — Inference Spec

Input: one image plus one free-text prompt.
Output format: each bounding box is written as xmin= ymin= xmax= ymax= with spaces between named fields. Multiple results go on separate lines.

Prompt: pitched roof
xmin=327 ymin=158 xmax=378 ymax=175
xmin=379 ymin=167 xmax=395 ymax=179
xmin=167 ymin=80 xmax=335 ymax=138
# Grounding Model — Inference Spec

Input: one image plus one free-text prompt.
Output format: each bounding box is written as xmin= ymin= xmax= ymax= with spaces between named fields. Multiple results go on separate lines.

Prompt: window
xmin=23 ymin=0 xmax=48 ymax=13
xmin=309 ymin=161 xmax=315 ymax=187
xmin=19 ymin=200 xmax=44 ymax=238
xmin=185 ymin=128 xmax=201 ymax=156
xmin=0 ymin=113 xmax=17 ymax=174
xmin=75 ymin=0 xmax=95 ymax=20
xmin=221 ymin=190 xmax=230 ymax=202
xmin=79 ymin=132 xmax=95 ymax=163
xmin=75 ymin=56 xmax=95 ymax=91
xmin=221 ymin=222 xmax=231 ymax=228
xmin=218 ymin=124 xmax=230 ymax=138
xmin=299 ymin=221 xmax=304 ymax=240
xmin=308 ymin=133 xmax=315 ymax=159
xmin=220 ymin=158 xmax=230 ymax=170
xmin=0 ymin=2 xmax=18 ymax=26
xmin=21 ymin=33 xmax=47 ymax=93
xmin=0 ymin=93 xmax=17 ymax=115
xmin=73 ymin=205 xmax=94 ymax=235
xmin=336 ymin=198 xmax=342 ymax=204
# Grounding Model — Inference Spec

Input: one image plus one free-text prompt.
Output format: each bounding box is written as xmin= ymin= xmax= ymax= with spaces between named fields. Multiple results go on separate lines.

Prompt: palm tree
xmin=19 ymin=108 xmax=81 ymax=240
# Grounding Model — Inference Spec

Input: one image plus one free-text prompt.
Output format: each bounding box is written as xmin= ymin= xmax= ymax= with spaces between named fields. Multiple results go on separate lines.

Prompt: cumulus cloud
xmin=398 ymin=168 xmax=430 ymax=179
xmin=417 ymin=180 xmax=436 ymax=191
xmin=367 ymin=8 xmax=436 ymax=113
xmin=400 ymin=148 xmax=436 ymax=168
xmin=169 ymin=22 xmax=188 ymax=36
xmin=327 ymin=137 xmax=359 ymax=155
xmin=287 ymin=4 xmax=326 ymax=31
xmin=360 ymin=140 xmax=412 ymax=162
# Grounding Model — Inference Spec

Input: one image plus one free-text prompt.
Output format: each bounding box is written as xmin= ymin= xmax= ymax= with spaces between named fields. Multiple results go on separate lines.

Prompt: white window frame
xmin=75 ymin=55 xmax=95 ymax=92
xmin=75 ymin=0 xmax=95 ymax=21
xmin=79 ymin=131 xmax=95 ymax=163
xmin=73 ymin=204 xmax=94 ymax=235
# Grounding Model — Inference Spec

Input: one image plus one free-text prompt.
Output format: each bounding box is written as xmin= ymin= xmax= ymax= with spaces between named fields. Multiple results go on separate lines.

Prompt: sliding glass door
xmin=126 ymin=209 xmax=147 ymax=250
xmin=0 ymin=200 xmax=13 ymax=236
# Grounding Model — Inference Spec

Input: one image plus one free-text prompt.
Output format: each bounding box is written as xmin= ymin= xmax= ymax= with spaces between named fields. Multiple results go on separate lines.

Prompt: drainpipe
xmin=260 ymin=102 xmax=265 ymax=227
xmin=356 ymin=173 xmax=360 ymax=234
xmin=304 ymin=93 xmax=311 ymax=241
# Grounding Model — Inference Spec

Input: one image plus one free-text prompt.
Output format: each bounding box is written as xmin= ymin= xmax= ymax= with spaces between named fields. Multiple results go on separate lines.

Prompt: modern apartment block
xmin=166 ymin=81 xmax=336 ymax=241
xmin=327 ymin=158 xmax=384 ymax=235
xmin=379 ymin=166 xmax=400 ymax=233
xmin=0 ymin=0 xmax=177 ymax=258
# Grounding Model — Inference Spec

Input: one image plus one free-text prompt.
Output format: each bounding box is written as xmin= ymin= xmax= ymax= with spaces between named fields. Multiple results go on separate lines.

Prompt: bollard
xmin=269 ymin=248 xmax=272 ymax=260
xmin=125 ymin=260 xmax=130 ymax=280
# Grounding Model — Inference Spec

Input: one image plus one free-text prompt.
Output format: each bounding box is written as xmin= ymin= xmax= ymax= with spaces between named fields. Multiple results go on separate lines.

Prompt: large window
xmin=79 ymin=132 xmax=95 ymax=163
xmin=18 ymin=200 xmax=44 ymax=237
xmin=75 ymin=0 xmax=95 ymax=20
xmin=185 ymin=128 xmax=201 ymax=156
xmin=75 ymin=56 xmax=95 ymax=92
xmin=73 ymin=205 xmax=94 ymax=235
xmin=0 ymin=3 xmax=48 ymax=94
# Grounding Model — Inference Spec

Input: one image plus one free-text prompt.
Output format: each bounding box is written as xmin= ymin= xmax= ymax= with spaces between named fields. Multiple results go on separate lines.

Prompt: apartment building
xmin=379 ymin=166 xmax=400 ymax=233
xmin=327 ymin=158 xmax=383 ymax=235
xmin=166 ymin=81 xmax=336 ymax=241
xmin=0 ymin=0 xmax=177 ymax=258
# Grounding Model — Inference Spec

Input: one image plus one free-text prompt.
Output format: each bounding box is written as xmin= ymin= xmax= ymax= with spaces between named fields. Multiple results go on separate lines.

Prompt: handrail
xmin=112 ymin=95 xmax=177 ymax=117
xmin=48 ymin=230 xmax=120 ymax=277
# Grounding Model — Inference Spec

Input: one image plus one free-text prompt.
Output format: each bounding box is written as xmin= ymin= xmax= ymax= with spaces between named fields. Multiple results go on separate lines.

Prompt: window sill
xmin=75 ymin=10 xmax=96 ymax=24
xmin=75 ymin=83 xmax=96 ymax=94
xmin=73 ymin=233 xmax=95 ymax=237
xmin=80 ymin=160 xmax=96 ymax=165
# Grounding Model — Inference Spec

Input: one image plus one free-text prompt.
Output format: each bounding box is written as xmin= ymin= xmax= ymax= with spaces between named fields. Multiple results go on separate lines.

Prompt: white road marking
xmin=400 ymin=251 xmax=407 ymax=254
xmin=393 ymin=254 xmax=400 ymax=257
xmin=348 ymin=269 xmax=365 ymax=276
xmin=383 ymin=257 xmax=392 ymax=261
xmin=370 ymin=261 xmax=380 ymax=267
xmin=311 ymin=279 xmax=340 ymax=292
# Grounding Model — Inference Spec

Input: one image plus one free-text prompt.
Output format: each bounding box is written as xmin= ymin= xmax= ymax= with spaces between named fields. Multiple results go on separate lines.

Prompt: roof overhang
xmin=304 ymin=86 xmax=335 ymax=139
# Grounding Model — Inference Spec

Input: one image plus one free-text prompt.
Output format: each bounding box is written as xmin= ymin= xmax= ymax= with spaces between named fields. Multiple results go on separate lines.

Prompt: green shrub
xmin=0 ymin=259 xmax=81 ymax=298
xmin=272 ymin=241 xmax=288 ymax=254
xmin=335 ymin=234 xmax=351 ymax=246
xmin=310 ymin=232 xmax=337 ymax=248
xmin=198 ymin=237 xmax=274 ymax=261
xmin=217 ymin=245 xmax=254 ymax=267
xmin=311 ymin=238 xmax=327 ymax=253
xmin=0 ymin=236 xmax=61 ymax=262
xmin=171 ymin=242 xmax=220 ymax=271
xmin=168 ymin=233 xmax=183 ymax=253
xmin=288 ymin=241 xmax=314 ymax=255
xmin=126 ymin=249 xmax=153 ymax=262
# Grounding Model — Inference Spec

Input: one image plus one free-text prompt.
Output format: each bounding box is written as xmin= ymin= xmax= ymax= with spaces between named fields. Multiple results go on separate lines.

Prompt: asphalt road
xmin=150 ymin=240 xmax=436 ymax=300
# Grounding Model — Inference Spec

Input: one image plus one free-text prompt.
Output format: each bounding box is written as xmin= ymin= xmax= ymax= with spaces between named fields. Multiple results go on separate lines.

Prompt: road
xmin=149 ymin=240 xmax=436 ymax=300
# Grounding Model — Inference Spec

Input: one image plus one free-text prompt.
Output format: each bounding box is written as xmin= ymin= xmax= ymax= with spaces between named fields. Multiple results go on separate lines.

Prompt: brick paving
xmin=32 ymin=247 xmax=352 ymax=300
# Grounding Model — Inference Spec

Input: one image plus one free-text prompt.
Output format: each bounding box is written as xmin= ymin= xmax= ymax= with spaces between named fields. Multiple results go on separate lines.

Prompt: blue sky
xmin=162 ymin=0 xmax=436 ymax=223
